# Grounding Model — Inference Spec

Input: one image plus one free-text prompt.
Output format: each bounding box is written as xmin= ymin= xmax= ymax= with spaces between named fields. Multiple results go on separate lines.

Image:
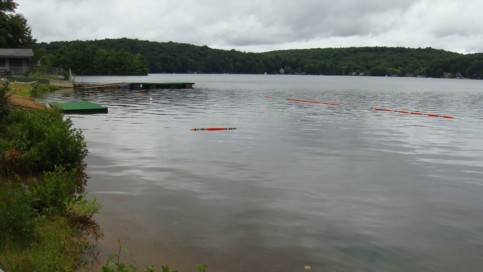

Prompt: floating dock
xmin=74 ymin=81 xmax=195 ymax=90
xmin=127 ymin=82 xmax=194 ymax=90
xmin=49 ymin=101 xmax=108 ymax=114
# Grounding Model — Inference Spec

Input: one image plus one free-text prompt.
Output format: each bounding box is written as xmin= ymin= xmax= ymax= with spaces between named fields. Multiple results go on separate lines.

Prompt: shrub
xmin=0 ymin=146 xmax=22 ymax=176
xmin=28 ymin=169 xmax=78 ymax=216
xmin=0 ymin=80 xmax=10 ymax=119
xmin=0 ymin=168 xmax=85 ymax=247
xmin=0 ymin=181 xmax=36 ymax=247
xmin=0 ymin=83 xmax=94 ymax=271
xmin=0 ymin=168 xmax=99 ymax=269
xmin=0 ymin=109 xmax=87 ymax=174
xmin=65 ymin=193 xmax=101 ymax=226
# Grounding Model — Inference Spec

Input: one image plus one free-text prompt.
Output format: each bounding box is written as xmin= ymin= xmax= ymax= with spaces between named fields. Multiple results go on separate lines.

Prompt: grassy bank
xmin=8 ymin=79 xmax=57 ymax=97
xmin=0 ymin=81 xmax=100 ymax=271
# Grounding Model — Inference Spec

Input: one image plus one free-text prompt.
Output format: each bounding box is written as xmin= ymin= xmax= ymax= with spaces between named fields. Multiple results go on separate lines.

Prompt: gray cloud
xmin=16 ymin=0 xmax=483 ymax=53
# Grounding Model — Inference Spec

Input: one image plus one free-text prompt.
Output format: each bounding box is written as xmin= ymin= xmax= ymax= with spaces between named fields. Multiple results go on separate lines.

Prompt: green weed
xmin=65 ymin=193 xmax=101 ymax=228
xmin=100 ymin=241 xmax=207 ymax=272
xmin=0 ymin=217 xmax=89 ymax=272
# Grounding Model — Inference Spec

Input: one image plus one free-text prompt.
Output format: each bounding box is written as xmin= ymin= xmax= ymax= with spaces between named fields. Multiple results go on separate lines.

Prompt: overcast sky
xmin=15 ymin=0 xmax=483 ymax=53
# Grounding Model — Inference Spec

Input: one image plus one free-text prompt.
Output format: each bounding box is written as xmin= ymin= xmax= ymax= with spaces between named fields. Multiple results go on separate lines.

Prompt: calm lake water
xmin=46 ymin=74 xmax=483 ymax=271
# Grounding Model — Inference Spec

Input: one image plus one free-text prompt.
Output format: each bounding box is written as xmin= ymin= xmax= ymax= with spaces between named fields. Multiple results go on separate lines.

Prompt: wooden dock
xmin=74 ymin=81 xmax=194 ymax=90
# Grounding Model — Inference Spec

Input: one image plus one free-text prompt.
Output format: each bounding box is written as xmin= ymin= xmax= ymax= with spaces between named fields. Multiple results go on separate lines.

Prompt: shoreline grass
xmin=1 ymin=80 xmax=100 ymax=271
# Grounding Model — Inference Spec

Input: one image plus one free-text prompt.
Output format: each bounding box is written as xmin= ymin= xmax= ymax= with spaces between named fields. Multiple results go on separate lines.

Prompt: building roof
xmin=0 ymin=48 xmax=34 ymax=58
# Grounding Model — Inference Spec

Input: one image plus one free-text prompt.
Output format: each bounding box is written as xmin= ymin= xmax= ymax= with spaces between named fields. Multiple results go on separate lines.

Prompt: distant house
xmin=0 ymin=48 xmax=34 ymax=75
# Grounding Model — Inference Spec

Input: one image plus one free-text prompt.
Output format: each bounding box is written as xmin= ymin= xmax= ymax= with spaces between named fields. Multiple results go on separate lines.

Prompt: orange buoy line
xmin=190 ymin=127 xmax=237 ymax=131
xmin=410 ymin=111 xmax=424 ymax=115
xmin=288 ymin=98 xmax=338 ymax=106
xmin=372 ymin=107 xmax=393 ymax=112
xmin=371 ymin=107 xmax=454 ymax=119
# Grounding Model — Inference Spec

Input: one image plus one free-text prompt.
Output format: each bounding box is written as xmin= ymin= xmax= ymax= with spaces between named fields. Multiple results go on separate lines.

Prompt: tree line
xmin=34 ymin=38 xmax=483 ymax=78
xmin=35 ymin=41 xmax=149 ymax=75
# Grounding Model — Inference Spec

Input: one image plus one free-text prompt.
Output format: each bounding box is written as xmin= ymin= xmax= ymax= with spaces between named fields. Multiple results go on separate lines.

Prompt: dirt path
xmin=8 ymin=93 xmax=45 ymax=110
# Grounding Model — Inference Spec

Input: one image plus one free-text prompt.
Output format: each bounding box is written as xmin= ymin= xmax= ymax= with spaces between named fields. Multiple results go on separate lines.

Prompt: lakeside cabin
xmin=0 ymin=48 xmax=34 ymax=76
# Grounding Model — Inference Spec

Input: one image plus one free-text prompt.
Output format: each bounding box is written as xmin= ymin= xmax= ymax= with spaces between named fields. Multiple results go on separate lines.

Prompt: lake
xmin=46 ymin=74 xmax=483 ymax=271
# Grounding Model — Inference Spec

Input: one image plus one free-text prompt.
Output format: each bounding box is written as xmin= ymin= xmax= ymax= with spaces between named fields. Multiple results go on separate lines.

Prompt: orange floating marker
xmin=372 ymin=107 xmax=392 ymax=112
xmin=372 ymin=107 xmax=455 ymax=119
xmin=191 ymin=127 xmax=236 ymax=131
xmin=266 ymin=96 xmax=273 ymax=99
xmin=411 ymin=111 xmax=424 ymax=115
xmin=289 ymin=98 xmax=337 ymax=105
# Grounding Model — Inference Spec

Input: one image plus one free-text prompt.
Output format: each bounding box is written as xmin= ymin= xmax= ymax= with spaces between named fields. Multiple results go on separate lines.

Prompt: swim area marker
xmin=191 ymin=127 xmax=237 ymax=131
xmin=288 ymin=98 xmax=338 ymax=106
xmin=371 ymin=107 xmax=454 ymax=119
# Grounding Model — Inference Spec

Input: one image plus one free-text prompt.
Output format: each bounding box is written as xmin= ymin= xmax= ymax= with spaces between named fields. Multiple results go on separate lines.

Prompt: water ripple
xmin=40 ymin=75 xmax=483 ymax=271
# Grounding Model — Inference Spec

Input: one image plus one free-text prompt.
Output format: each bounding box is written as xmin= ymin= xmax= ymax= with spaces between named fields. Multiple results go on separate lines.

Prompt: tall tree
xmin=0 ymin=0 xmax=17 ymax=12
xmin=0 ymin=0 xmax=35 ymax=48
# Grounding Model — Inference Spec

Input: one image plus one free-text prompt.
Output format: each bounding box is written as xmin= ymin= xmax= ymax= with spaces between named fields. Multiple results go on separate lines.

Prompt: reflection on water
xmin=44 ymin=75 xmax=483 ymax=271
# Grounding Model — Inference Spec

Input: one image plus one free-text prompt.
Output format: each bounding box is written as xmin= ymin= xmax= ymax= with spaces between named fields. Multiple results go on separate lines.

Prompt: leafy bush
xmin=0 ymin=102 xmax=95 ymax=270
xmin=0 ymin=182 xmax=36 ymax=247
xmin=28 ymin=169 xmax=78 ymax=215
xmin=0 ymin=217 xmax=89 ymax=272
xmin=0 ymin=80 xmax=10 ymax=119
xmin=0 ymin=109 xmax=87 ymax=174
xmin=0 ymin=168 xmax=100 ymax=270
xmin=0 ymin=146 xmax=22 ymax=176
xmin=0 ymin=168 xmax=91 ymax=248
xmin=65 ymin=193 xmax=100 ymax=226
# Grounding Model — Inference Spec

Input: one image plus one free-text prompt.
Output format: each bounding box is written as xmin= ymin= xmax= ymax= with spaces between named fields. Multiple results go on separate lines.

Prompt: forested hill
xmin=34 ymin=38 xmax=483 ymax=78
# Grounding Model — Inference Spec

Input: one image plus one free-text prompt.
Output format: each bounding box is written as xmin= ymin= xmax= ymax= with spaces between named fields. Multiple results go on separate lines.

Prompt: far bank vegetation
xmin=34 ymin=38 xmax=483 ymax=78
